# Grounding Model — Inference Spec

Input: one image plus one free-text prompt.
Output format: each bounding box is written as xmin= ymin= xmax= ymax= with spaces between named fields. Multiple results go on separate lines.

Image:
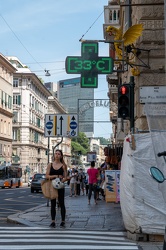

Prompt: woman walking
xmin=87 ymin=161 xmax=99 ymax=205
xmin=45 ymin=149 xmax=67 ymax=228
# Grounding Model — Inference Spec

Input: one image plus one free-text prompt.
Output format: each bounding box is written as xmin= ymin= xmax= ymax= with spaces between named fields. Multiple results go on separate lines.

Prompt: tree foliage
xmin=96 ymin=137 xmax=110 ymax=145
xmin=71 ymin=132 xmax=90 ymax=155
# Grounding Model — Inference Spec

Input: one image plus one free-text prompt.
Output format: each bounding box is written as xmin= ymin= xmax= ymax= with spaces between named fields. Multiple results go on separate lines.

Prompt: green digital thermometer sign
xmin=65 ymin=42 xmax=113 ymax=88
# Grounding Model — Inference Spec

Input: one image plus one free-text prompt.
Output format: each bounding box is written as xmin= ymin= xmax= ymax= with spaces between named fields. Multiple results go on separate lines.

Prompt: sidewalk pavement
xmin=8 ymin=188 xmax=163 ymax=250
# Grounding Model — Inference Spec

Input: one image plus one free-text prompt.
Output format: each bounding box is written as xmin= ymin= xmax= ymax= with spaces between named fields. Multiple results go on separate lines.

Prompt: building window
xmin=8 ymin=96 xmax=12 ymax=109
xmin=5 ymin=93 xmax=7 ymax=106
xmin=13 ymin=112 xmax=18 ymax=123
xmin=4 ymin=121 xmax=6 ymax=134
xmin=8 ymin=122 xmax=10 ymax=136
xmin=34 ymin=132 xmax=38 ymax=143
xmin=3 ymin=145 xmax=6 ymax=156
xmin=0 ymin=144 xmax=2 ymax=155
xmin=13 ymin=95 xmax=21 ymax=105
xmin=36 ymin=118 xmax=40 ymax=128
xmin=13 ymin=129 xmax=20 ymax=141
xmin=0 ymin=119 xmax=3 ymax=134
xmin=1 ymin=91 xmax=4 ymax=105
xmin=8 ymin=145 xmax=10 ymax=156
xmin=13 ymin=78 xmax=19 ymax=87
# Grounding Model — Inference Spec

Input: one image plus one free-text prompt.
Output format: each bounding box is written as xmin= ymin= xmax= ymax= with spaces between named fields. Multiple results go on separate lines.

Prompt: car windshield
xmin=34 ymin=174 xmax=45 ymax=180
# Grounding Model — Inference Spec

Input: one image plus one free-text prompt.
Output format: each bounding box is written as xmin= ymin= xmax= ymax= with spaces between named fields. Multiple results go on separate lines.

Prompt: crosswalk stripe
xmin=0 ymin=227 xmax=125 ymax=235
xmin=0 ymin=246 xmax=138 ymax=250
xmin=0 ymin=227 xmax=139 ymax=250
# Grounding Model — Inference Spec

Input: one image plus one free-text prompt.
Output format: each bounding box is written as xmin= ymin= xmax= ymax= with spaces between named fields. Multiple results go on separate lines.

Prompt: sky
xmin=0 ymin=0 xmax=112 ymax=139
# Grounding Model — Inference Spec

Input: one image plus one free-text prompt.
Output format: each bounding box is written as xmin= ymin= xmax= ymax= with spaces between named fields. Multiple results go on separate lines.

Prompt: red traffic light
xmin=118 ymin=84 xmax=130 ymax=119
xmin=119 ymin=85 xmax=128 ymax=95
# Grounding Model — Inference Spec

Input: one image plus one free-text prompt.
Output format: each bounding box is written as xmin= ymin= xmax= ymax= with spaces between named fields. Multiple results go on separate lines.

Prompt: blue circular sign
xmin=46 ymin=121 xmax=53 ymax=129
xmin=70 ymin=121 xmax=77 ymax=130
xmin=71 ymin=130 xmax=76 ymax=136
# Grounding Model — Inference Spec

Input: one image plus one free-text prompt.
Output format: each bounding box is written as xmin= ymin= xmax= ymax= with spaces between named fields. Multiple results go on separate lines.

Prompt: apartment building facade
xmin=6 ymin=57 xmax=52 ymax=180
xmin=103 ymin=0 xmax=165 ymax=142
xmin=0 ymin=54 xmax=16 ymax=164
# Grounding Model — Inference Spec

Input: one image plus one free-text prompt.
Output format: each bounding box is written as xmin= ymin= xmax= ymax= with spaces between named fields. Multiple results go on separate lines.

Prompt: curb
xmin=7 ymin=204 xmax=47 ymax=227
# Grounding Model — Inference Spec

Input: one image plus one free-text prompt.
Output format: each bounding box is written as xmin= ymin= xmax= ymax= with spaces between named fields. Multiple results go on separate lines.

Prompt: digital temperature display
xmin=65 ymin=42 xmax=113 ymax=88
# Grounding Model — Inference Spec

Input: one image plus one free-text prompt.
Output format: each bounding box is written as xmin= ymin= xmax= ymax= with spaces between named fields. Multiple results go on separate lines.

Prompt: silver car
xmin=28 ymin=176 xmax=32 ymax=187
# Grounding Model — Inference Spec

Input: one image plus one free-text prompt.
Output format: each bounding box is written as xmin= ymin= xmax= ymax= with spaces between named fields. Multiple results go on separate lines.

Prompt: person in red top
xmin=87 ymin=161 xmax=99 ymax=205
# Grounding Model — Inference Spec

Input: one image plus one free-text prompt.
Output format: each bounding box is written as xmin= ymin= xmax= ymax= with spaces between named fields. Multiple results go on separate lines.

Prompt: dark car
xmin=31 ymin=173 xmax=45 ymax=193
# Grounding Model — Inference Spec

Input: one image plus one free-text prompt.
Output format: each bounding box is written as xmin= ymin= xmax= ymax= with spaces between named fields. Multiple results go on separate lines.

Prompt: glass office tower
xmin=57 ymin=77 xmax=94 ymax=137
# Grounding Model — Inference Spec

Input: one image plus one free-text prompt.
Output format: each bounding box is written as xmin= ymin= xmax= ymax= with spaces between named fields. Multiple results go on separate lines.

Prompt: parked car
xmin=31 ymin=173 xmax=45 ymax=193
xmin=28 ymin=176 xmax=32 ymax=187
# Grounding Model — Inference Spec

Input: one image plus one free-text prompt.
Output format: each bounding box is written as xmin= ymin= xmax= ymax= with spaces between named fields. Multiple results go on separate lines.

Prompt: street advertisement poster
xmin=105 ymin=170 xmax=116 ymax=202
xmin=105 ymin=170 xmax=120 ymax=203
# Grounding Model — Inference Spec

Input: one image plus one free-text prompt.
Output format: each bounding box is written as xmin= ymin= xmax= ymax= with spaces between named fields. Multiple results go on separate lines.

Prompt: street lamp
xmin=45 ymin=70 xmax=51 ymax=76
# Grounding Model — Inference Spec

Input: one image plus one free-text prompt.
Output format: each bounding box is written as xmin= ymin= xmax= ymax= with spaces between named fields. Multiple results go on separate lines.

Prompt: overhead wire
xmin=0 ymin=10 xmax=104 ymax=74
xmin=0 ymin=10 xmax=106 ymax=87
xmin=24 ymin=61 xmax=65 ymax=64
xmin=79 ymin=10 xmax=104 ymax=41
xmin=0 ymin=13 xmax=44 ymax=71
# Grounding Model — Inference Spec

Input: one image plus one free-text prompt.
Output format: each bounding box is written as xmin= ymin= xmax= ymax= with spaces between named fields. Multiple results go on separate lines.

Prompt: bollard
xmin=163 ymin=226 xmax=166 ymax=250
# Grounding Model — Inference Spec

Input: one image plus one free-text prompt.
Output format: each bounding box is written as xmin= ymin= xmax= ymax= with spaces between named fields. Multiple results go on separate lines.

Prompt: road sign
xmin=87 ymin=152 xmax=96 ymax=162
xmin=140 ymin=86 xmax=166 ymax=103
xmin=12 ymin=155 xmax=20 ymax=162
xmin=65 ymin=42 xmax=113 ymax=88
xmin=44 ymin=114 xmax=78 ymax=137
xmin=45 ymin=121 xmax=53 ymax=130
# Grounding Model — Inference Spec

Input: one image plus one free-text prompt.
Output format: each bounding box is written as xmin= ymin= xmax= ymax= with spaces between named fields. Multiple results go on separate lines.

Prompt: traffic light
xmin=118 ymin=84 xmax=131 ymax=120
xmin=78 ymin=151 xmax=82 ymax=156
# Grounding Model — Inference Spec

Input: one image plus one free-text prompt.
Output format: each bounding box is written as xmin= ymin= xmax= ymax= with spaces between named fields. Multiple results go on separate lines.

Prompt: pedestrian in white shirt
xmin=69 ymin=168 xmax=77 ymax=197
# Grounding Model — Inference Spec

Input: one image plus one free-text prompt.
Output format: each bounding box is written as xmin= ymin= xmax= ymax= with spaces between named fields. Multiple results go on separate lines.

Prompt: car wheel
xmin=31 ymin=188 xmax=34 ymax=193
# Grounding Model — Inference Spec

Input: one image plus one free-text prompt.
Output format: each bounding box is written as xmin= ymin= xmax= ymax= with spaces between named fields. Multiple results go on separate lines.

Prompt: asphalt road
xmin=0 ymin=185 xmax=70 ymax=227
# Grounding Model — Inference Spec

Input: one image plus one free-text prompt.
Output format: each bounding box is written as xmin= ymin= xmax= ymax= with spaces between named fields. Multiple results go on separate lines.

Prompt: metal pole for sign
xmin=47 ymin=137 xmax=50 ymax=207
xmin=47 ymin=137 xmax=50 ymax=164
xmin=52 ymin=137 xmax=63 ymax=158
xmin=130 ymin=76 xmax=135 ymax=133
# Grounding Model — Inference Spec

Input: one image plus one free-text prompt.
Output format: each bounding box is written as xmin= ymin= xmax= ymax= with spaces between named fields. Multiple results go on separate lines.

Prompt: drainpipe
xmin=129 ymin=0 xmax=132 ymax=27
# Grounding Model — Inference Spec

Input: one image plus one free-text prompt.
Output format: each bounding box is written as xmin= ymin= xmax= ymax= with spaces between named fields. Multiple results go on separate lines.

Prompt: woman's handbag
xmin=52 ymin=178 xmax=64 ymax=189
xmin=41 ymin=179 xmax=58 ymax=200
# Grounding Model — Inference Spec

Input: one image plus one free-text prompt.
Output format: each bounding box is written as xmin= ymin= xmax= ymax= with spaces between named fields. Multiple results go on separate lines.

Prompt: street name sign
xmin=140 ymin=86 xmax=166 ymax=103
xmin=44 ymin=114 xmax=78 ymax=137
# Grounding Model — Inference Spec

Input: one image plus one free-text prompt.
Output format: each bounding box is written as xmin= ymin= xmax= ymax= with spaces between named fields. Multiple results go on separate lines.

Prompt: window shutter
xmin=18 ymin=95 xmax=21 ymax=105
xmin=17 ymin=130 xmax=20 ymax=141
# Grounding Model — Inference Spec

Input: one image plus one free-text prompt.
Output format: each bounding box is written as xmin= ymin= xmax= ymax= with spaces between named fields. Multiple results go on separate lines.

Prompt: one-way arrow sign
xmin=44 ymin=114 xmax=78 ymax=137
